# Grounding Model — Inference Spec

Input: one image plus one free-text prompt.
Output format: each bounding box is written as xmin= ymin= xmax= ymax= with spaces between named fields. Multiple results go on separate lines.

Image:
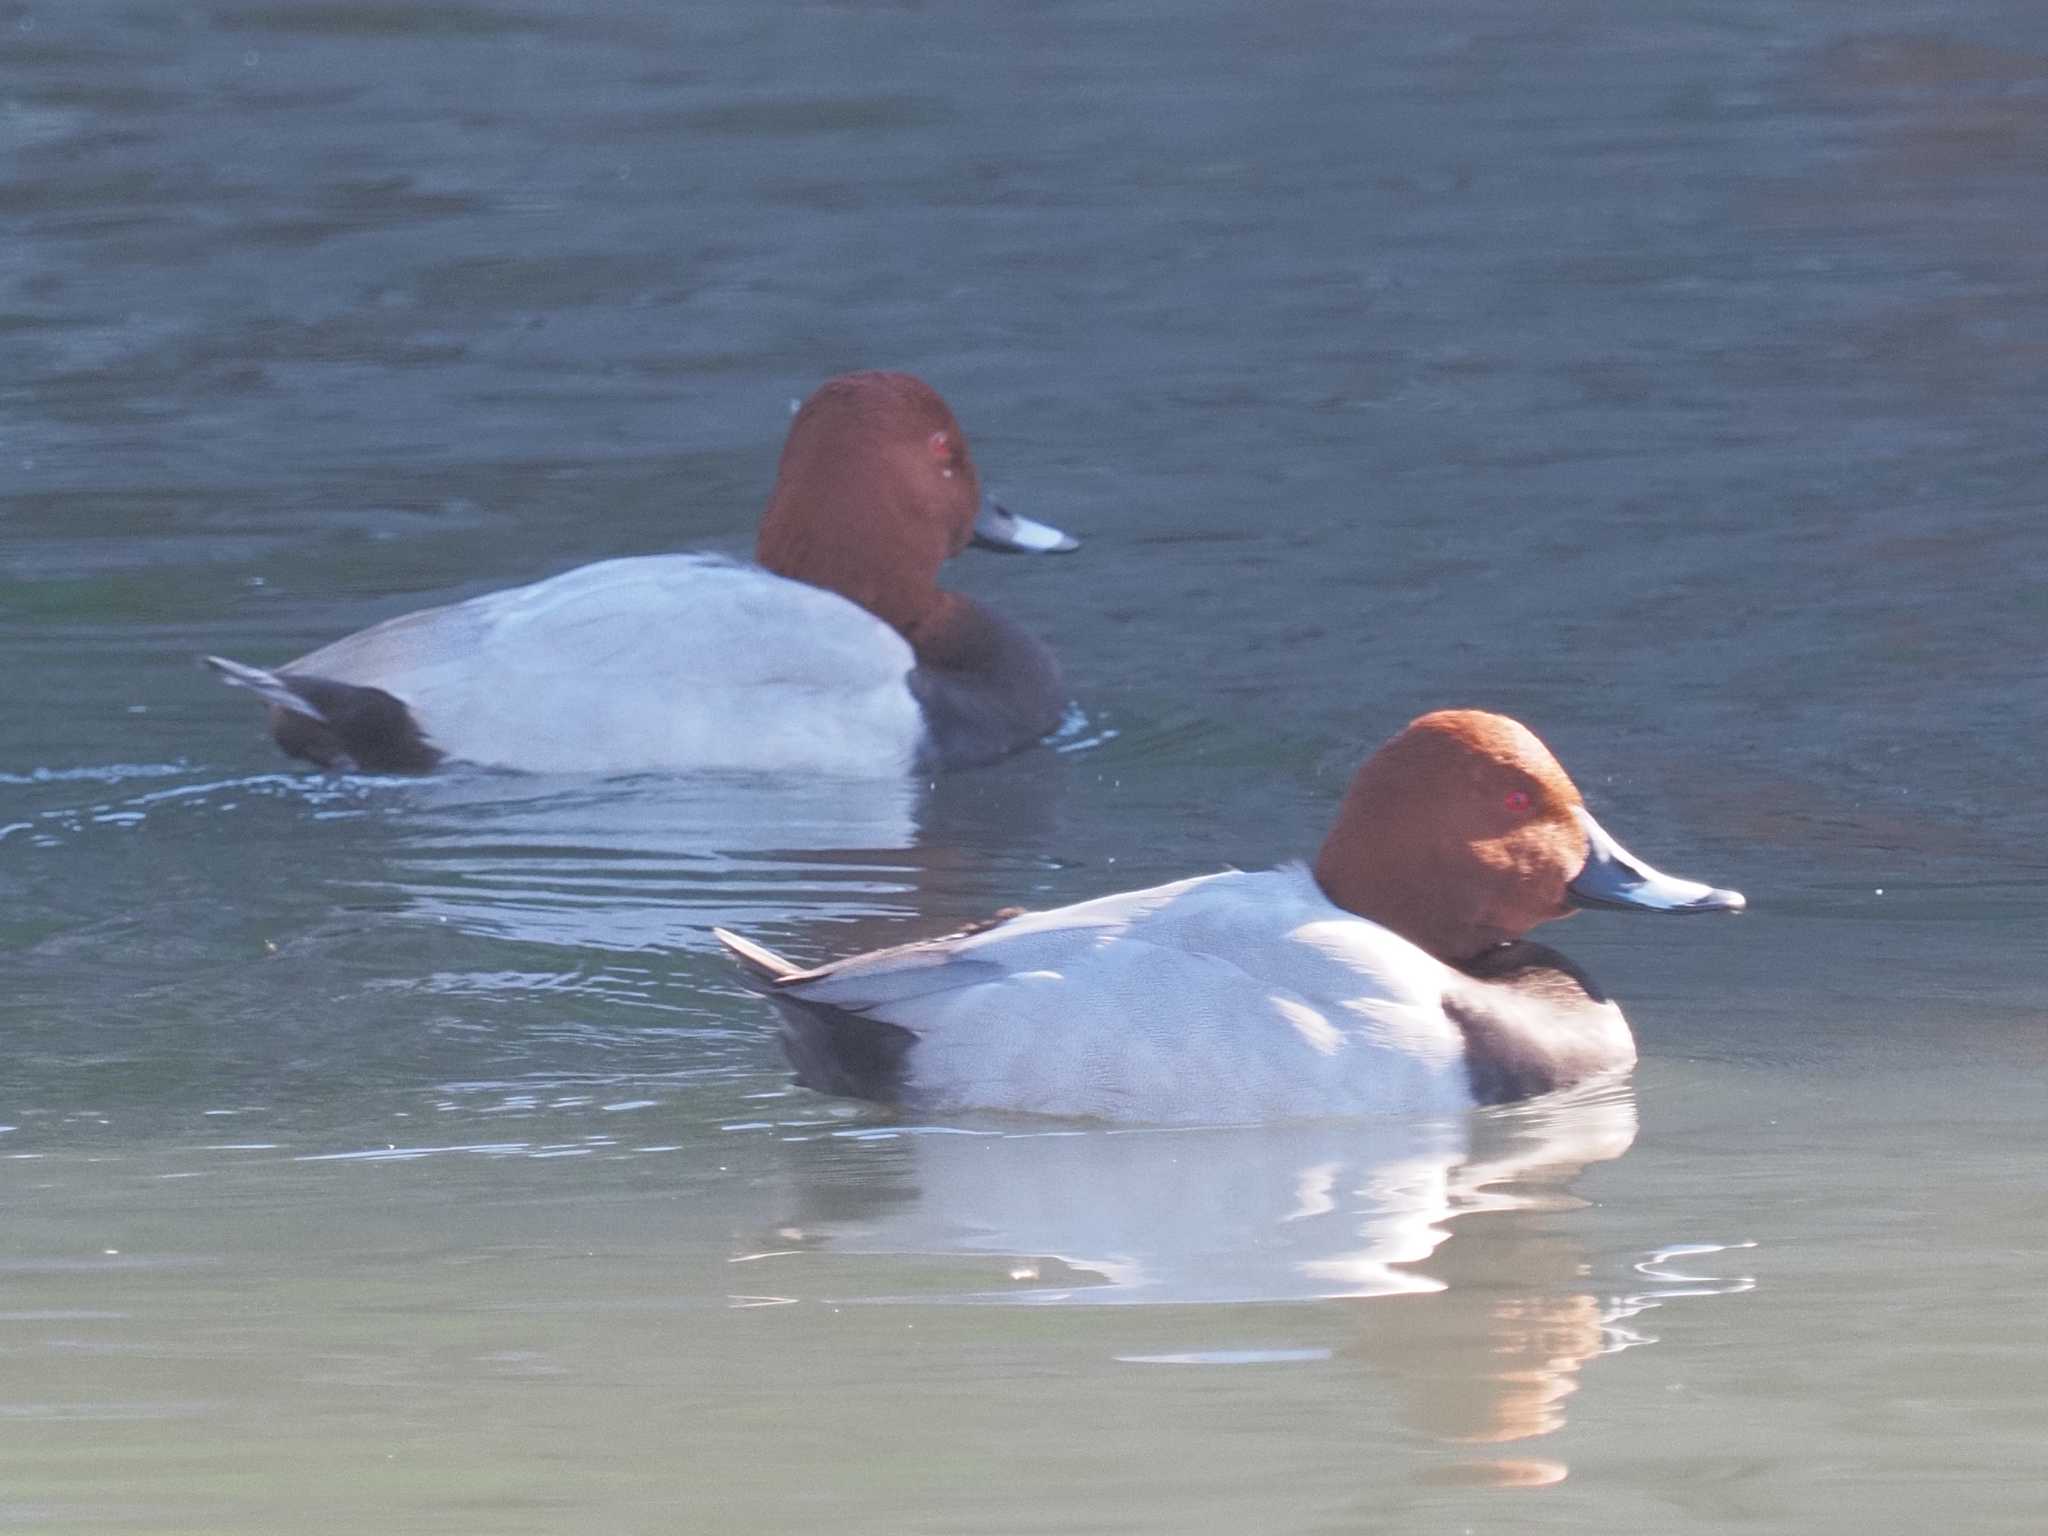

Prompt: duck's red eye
xmin=1504 ymin=790 xmax=1532 ymax=813
xmin=928 ymin=431 xmax=952 ymax=461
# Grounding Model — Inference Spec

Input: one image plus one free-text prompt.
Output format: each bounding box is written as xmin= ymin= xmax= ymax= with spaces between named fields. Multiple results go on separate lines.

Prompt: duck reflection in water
xmin=349 ymin=743 xmax=1071 ymax=954
xmin=735 ymin=1085 xmax=1751 ymax=1483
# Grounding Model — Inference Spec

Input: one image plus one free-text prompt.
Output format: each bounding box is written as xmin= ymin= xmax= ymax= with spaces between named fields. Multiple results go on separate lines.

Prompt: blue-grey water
xmin=5 ymin=2 xmax=2047 ymax=1530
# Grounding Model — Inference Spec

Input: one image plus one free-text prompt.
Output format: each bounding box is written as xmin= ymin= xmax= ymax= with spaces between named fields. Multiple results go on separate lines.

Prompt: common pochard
xmin=716 ymin=710 xmax=1745 ymax=1121
xmin=205 ymin=371 xmax=1076 ymax=775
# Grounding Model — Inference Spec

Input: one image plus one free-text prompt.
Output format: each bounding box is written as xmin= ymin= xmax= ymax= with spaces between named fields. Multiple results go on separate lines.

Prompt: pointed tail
xmin=713 ymin=926 xmax=804 ymax=983
xmin=202 ymin=655 xmax=328 ymax=723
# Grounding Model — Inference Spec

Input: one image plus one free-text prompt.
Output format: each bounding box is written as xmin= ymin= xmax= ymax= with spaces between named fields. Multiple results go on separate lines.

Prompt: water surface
xmin=4 ymin=1 xmax=2047 ymax=1530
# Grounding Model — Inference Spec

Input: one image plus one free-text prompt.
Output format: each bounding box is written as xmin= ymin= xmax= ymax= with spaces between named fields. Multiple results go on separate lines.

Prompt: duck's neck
xmin=1312 ymin=849 xmax=1503 ymax=965
xmin=756 ymin=485 xmax=950 ymax=641
xmin=902 ymin=592 xmax=995 ymax=670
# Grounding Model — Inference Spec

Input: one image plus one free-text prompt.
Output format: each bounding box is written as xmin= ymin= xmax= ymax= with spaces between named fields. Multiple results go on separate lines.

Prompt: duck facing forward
xmin=716 ymin=710 xmax=1745 ymax=1122
xmin=205 ymin=371 xmax=1078 ymax=776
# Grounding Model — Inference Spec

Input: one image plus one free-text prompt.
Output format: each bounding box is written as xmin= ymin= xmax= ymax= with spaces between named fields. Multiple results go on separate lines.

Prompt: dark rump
xmin=269 ymin=675 xmax=441 ymax=774
xmin=768 ymin=994 xmax=917 ymax=1104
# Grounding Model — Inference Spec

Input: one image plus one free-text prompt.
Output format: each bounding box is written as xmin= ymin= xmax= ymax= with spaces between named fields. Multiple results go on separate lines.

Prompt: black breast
xmin=907 ymin=598 xmax=1065 ymax=769
xmin=1442 ymin=941 xmax=1628 ymax=1106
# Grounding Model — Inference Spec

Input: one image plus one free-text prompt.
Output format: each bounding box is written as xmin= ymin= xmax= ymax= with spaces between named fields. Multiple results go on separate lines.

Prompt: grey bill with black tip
xmin=1566 ymin=805 xmax=1746 ymax=914
xmin=971 ymin=495 xmax=1079 ymax=554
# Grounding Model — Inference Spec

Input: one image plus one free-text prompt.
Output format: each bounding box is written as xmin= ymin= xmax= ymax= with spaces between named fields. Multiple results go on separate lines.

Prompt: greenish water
xmin=5 ymin=1 xmax=2047 ymax=1530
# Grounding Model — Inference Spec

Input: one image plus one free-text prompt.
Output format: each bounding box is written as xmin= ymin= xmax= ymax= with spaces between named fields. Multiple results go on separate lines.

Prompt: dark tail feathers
xmin=203 ymin=654 xmax=440 ymax=774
